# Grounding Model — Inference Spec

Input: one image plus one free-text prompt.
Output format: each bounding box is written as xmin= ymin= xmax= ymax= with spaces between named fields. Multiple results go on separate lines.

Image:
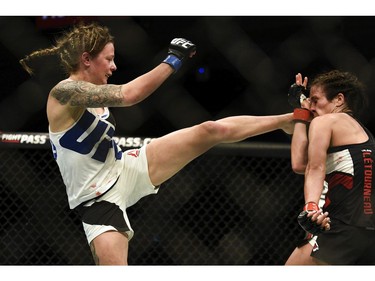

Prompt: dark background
xmin=1 ymin=16 xmax=375 ymax=271
xmin=1 ymin=16 xmax=375 ymax=140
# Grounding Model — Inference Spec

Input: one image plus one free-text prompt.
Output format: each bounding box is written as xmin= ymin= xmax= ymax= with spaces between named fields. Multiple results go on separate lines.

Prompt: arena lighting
xmin=195 ymin=66 xmax=210 ymax=82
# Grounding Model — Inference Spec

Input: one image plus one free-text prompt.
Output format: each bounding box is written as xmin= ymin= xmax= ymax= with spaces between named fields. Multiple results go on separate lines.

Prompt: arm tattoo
xmin=50 ymin=81 xmax=123 ymax=107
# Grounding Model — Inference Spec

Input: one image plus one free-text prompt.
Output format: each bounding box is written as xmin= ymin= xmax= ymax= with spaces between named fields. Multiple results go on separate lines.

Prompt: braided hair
xmin=19 ymin=22 xmax=114 ymax=75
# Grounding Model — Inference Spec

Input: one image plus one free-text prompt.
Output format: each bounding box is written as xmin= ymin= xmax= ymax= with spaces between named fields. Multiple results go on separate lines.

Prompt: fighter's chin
xmin=104 ymin=74 xmax=112 ymax=84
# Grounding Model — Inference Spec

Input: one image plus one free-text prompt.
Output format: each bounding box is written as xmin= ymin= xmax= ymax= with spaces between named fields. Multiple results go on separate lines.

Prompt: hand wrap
xmin=297 ymin=202 xmax=325 ymax=236
xmin=293 ymin=108 xmax=313 ymax=123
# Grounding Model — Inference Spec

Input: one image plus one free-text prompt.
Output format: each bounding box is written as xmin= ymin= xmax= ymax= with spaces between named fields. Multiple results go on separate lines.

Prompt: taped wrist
xmin=163 ymin=54 xmax=182 ymax=73
xmin=293 ymin=108 xmax=312 ymax=123
xmin=298 ymin=201 xmax=324 ymax=235
xmin=303 ymin=201 xmax=320 ymax=212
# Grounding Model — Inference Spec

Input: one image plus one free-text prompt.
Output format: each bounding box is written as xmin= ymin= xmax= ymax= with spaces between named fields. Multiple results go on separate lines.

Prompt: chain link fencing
xmin=0 ymin=132 xmax=305 ymax=265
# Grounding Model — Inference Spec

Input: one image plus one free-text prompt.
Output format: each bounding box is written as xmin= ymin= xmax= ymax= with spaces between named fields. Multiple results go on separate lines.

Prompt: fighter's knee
xmin=90 ymin=242 xmax=128 ymax=265
xmin=198 ymin=120 xmax=229 ymax=138
xmin=90 ymin=231 xmax=129 ymax=265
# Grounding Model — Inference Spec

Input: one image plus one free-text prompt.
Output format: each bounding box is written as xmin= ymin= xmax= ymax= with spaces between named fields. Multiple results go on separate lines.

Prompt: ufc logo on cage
xmin=171 ymin=38 xmax=194 ymax=49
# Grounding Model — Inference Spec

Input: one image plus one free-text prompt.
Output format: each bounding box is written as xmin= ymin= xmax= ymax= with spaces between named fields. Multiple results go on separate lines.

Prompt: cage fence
xmin=0 ymin=132 xmax=305 ymax=265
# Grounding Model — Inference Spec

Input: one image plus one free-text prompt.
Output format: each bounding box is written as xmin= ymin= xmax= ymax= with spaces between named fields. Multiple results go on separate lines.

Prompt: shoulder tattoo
xmin=50 ymin=81 xmax=123 ymax=107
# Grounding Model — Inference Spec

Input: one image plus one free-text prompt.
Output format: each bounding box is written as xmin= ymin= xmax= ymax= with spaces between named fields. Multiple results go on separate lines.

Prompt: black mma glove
xmin=163 ymin=38 xmax=196 ymax=73
xmin=288 ymin=83 xmax=307 ymax=108
xmin=297 ymin=202 xmax=325 ymax=236
xmin=288 ymin=83 xmax=313 ymax=123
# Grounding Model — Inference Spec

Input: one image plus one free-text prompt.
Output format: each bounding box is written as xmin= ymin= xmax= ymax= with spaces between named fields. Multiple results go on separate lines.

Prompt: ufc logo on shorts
xmin=127 ymin=149 xmax=140 ymax=158
xmin=171 ymin=38 xmax=194 ymax=48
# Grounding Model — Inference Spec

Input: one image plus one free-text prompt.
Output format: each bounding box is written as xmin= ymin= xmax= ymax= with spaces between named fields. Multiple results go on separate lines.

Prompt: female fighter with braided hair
xmin=20 ymin=22 xmax=295 ymax=265
xmin=286 ymin=70 xmax=375 ymax=265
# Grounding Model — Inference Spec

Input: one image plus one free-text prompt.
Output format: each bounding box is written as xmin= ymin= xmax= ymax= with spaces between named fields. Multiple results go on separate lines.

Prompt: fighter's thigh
xmin=90 ymin=230 xmax=129 ymax=265
xmin=285 ymin=243 xmax=316 ymax=265
xmin=146 ymin=123 xmax=217 ymax=185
